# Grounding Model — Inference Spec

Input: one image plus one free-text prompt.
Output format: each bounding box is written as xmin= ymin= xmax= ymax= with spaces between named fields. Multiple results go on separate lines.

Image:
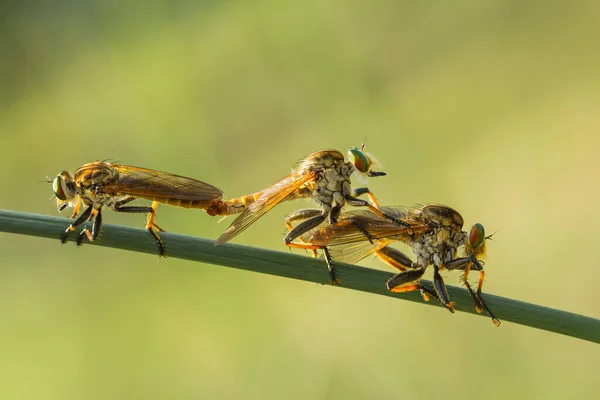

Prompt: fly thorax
xmin=303 ymin=150 xmax=345 ymax=171
xmin=444 ymin=247 xmax=456 ymax=264
xmin=311 ymin=181 xmax=334 ymax=208
xmin=416 ymin=255 xmax=427 ymax=267
xmin=318 ymin=168 xmax=345 ymax=196
xmin=332 ymin=191 xmax=345 ymax=207
xmin=340 ymin=162 xmax=354 ymax=180
xmin=412 ymin=236 xmax=436 ymax=266
xmin=455 ymin=231 xmax=467 ymax=247
xmin=436 ymin=228 xmax=451 ymax=243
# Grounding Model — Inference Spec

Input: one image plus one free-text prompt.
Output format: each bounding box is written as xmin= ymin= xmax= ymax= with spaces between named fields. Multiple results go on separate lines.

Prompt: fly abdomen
xmin=153 ymin=197 xmax=220 ymax=210
xmin=205 ymin=192 xmax=262 ymax=216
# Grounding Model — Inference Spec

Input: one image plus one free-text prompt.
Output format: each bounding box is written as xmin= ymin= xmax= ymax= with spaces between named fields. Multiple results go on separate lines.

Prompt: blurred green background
xmin=1 ymin=0 xmax=599 ymax=398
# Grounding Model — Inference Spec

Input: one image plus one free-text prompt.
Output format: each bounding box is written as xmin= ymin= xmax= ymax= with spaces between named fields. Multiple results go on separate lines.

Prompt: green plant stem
xmin=1 ymin=209 xmax=598 ymax=344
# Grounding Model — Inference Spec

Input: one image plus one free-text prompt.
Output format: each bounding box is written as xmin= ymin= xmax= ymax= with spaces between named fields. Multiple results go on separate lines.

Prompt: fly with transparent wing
xmin=51 ymin=162 xmax=224 ymax=255
xmin=209 ymin=145 xmax=389 ymax=248
xmin=288 ymin=205 xmax=500 ymax=326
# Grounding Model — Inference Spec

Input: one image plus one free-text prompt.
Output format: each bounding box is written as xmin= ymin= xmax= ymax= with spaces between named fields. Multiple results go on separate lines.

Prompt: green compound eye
xmin=469 ymin=223 xmax=485 ymax=248
xmin=52 ymin=175 xmax=67 ymax=201
xmin=348 ymin=147 xmax=371 ymax=173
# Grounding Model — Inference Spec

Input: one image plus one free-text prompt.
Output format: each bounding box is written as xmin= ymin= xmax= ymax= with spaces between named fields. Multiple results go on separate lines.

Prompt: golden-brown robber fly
xmin=287 ymin=205 xmax=500 ymax=326
xmin=51 ymin=162 xmax=223 ymax=255
xmin=209 ymin=145 xmax=398 ymax=251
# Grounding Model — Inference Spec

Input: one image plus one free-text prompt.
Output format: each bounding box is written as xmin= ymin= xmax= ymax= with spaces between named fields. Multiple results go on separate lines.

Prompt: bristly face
xmin=52 ymin=170 xmax=78 ymax=210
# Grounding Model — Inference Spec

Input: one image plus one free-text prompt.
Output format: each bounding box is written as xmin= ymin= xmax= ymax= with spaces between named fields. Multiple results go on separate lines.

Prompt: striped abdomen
xmin=205 ymin=191 xmax=263 ymax=216
xmin=144 ymin=197 xmax=223 ymax=210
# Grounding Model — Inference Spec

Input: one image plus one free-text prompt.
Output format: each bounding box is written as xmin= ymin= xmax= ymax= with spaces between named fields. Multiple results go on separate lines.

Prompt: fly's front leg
xmin=344 ymin=193 xmax=388 ymax=221
xmin=76 ymin=208 xmax=102 ymax=246
xmin=446 ymin=257 xmax=483 ymax=311
xmin=346 ymin=192 xmax=411 ymax=229
xmin=461 ymin=272 xmax=500 ymax=326
xmin=469 ymin=258 xmax=500 ymax=327
xmin=60 ymin=205 xmax=94 ymax=244
xmin=69 ymin=198 xmax=82 ymax=219
xmin=113 ymin=200 xmax=166 ymax=257
xmin=353 ymin=187 xmax=380 ymax=208
xmin=446 ymin=257 xmax=500 ymax=326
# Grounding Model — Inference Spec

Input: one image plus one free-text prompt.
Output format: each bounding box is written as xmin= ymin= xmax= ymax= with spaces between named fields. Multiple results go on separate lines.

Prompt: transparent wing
xmin=327 ymin=238 xmax=395 ymax=265
xmin=214 ymin=171 xmax=316 ymax=245
xmin=301 ymin=210 xmax=428 ymax=247
xmin=109 ymin=165 xmax=223 ymax=201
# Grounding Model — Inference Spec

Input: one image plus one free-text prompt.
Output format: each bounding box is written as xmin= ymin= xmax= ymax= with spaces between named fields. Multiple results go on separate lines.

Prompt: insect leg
xmin=60 ymin=205 xmax=94 ymax=244
xmin=285 ymin=209 xmax=323 ymax=230
xmin=375 ymin=246 xmax=413 ymax=272
xmin=367 ymin=170 xmax=386 ymax=177
xmin=431 ymin=266 xmax=456 ymax=313
xmin=76 ymin=208 xmax=103 ymax=246
xmin=322 ymin=246 xmax=340 ymax=285
xmin=113 ymin=196 xmax=136 ymax=207
xmin=445 ymin=257 xmax=484 ymax=312
xmin=284 ymin=217 xmax=340 ymax=284
xmin=283 ymin=211 xmax=328 ymax=244
xmin=113 ymin=201 xmax=165 ymax=256
xmin=446 ymin=257 xmax=500 ymax=326
xmin=386 ymin=267 xmax=431 ymax=302
xmin=469 ymin=259 xmax=501 ymax=327
xmin=285 ymin=209 xmax=323 ymax=258
xmin=69 ymin=198 xmax=82 ymax=219
xmin=353 ymin=187 xmax=380 ymax=207
xmin=346 ymin=194 xmax=411 ymax=229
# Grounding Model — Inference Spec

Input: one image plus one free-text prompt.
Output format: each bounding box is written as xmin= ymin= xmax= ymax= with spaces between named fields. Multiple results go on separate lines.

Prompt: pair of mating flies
xmin=51 ymin=145 xmax=499 ymax=326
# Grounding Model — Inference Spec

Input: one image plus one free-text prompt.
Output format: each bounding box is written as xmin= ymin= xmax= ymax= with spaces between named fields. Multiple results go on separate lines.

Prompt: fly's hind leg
xmin=283 ymin=210 xmax=329 ymax=245
xmin=285 ymin=241 xmax=340 ymax=285
xmin=380 ymin=251 xmax=443 ymax=304
xmin=386 ymin=266 xmax=435 ymax=302
xmin=285 ymin=209 xmax=324 ymax=258
xmin=284 ymin=209 xmax=340 ymax=284
xmin=113 ymin=200 xmax=166 ymax=257
xmin=322 ymin=246 xmax=340 ymax=285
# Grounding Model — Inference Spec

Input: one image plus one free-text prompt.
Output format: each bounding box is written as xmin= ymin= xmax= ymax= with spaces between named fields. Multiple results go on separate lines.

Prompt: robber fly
xmin=210 ymin=145 xmax=392 ymax=251
xmin=51 ymin=161 xmax=223 ymax=255
xmin=288 ymin=205 xmax=500 ymax=326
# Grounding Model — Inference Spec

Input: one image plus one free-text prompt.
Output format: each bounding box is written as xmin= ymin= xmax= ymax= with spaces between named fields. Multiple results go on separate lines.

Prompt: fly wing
xmin=214 ymin=171 xmax=316 ymax=245
xmin=327 ymin=238 xmax=395 ymax=265
xmin=109 ymin=165 xmax=223 ymax=201
xmin=301 ymin=209 xmax=427 ymax=247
